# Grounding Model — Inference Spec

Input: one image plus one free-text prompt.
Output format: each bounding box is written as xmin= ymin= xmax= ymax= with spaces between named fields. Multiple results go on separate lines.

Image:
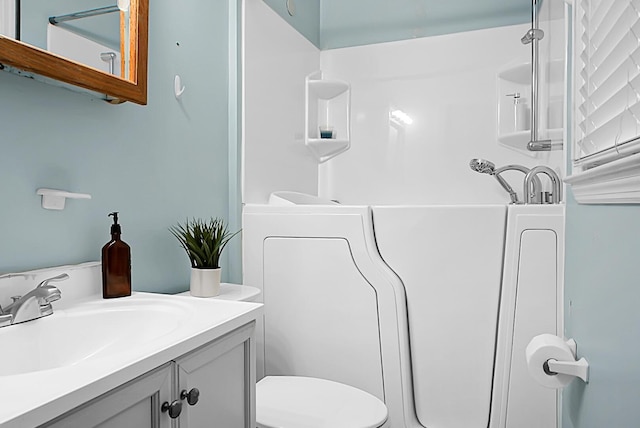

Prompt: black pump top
xmin=109 ymin=212 xmax=122 ymax=235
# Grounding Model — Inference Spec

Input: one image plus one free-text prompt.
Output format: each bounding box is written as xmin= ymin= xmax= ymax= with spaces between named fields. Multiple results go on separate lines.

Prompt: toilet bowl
xmin=178 ymin=283 xmax=386 ymax=427
xmin=256 ymin=376 xmax=388 ymax=428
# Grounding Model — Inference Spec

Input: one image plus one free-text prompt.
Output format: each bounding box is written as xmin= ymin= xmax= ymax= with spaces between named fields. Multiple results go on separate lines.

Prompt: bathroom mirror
xmin=0 ymin=0 xmax=148 ymax=104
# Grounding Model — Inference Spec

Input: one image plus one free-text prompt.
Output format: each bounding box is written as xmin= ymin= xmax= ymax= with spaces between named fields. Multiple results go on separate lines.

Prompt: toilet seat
xmin=256 ymin=376 xmax=388 ymax=428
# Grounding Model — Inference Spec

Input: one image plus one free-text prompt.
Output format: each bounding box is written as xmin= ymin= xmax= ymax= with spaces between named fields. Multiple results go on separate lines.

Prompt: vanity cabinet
xmin=43 ymin=364 xmax=173 ymax=428
xmin=175 ymin=322 xmax=254 ymax=427
xmin=40 ymin=322 xmax=255 ymax=428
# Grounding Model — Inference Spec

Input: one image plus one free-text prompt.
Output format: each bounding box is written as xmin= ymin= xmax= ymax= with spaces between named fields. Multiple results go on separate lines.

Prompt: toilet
xmin=256 ymin=376 xmax=388 ymax=428
xmin=177 ymin=283 xmax=387 ymax=427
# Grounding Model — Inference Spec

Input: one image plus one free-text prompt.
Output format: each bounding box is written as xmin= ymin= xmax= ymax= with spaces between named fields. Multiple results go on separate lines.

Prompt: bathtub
xmin=243 ymin=192 xmax=564 ymax=428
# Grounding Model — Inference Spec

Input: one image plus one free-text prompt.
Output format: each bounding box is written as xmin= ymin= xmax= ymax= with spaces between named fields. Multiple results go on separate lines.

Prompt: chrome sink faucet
xmin=0 ymin=273 xmax=67 ymax=327
xmin=524 ymin=166 xmax=562 ymax=204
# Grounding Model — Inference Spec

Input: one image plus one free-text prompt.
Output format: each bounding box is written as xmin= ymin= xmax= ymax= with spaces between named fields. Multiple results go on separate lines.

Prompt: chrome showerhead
xmin=469 ymin=158 xmax=520 ymax=204
xmin=469 ymin=158 xmax=496 ymax=175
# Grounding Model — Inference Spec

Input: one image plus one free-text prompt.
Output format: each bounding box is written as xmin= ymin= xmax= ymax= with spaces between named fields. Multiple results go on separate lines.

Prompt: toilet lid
xmin=256 ymin=376 xmax=388 ymax=428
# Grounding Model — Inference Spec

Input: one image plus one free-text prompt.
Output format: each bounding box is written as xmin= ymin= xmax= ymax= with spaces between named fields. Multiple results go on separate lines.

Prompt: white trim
xmin=565 ymin=152 xmax=640 ymax=204
xmin=573 ymin=137 xmax=640 ymax=170
xmin=563 ymin=1 xmax=571 ymax=209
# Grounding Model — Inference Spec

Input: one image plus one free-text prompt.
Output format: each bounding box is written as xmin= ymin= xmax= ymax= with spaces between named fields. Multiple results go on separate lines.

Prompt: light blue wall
xmin=562 ymin=4 xmax=640 ymax=424
xmin=563 ymin=193 xmax=640 ymax=427
xmin=264 ymin=0 xmax=530 ymax=50
xmin=263 ymin=0 xmax=320 ymax=47
xmin=320 ymin=0 xmax=530 ymax=49
xmin=0 ymin=0 xmax=237 ymax=293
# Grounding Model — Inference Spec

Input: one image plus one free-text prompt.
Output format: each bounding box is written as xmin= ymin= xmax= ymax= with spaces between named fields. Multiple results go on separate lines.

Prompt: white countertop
xmin=0 ymin=292 xmax=262 ymax=427
xmin=175 ymin=283 xmax=261 ymax=302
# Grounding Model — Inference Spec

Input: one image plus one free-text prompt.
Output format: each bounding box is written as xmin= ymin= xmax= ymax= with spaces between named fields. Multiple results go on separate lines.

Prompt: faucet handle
xmin=37 ymin=273 xmax=69 ymax=288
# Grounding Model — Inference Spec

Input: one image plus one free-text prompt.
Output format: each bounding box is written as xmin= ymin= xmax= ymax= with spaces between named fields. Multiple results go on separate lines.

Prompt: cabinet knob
xmin=161 ymin=400 xmax=183 ymax=418
xmin=180 ymin=387 xmax=200 ymax=406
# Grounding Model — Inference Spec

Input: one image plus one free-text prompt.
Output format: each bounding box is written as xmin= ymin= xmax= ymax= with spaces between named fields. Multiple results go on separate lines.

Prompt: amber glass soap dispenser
xmin=102 ymin=212 xmax=131 ymax=298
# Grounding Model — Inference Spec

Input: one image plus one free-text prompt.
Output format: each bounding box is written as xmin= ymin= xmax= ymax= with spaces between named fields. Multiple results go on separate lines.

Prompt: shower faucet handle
xmin=540 ymin=192 xmax=552 ymax=204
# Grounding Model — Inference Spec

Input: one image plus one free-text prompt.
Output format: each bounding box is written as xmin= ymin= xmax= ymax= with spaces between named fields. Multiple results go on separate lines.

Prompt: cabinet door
xmin=41 ymin=364 xmax=172 ymax=428
xmin=175 ymin=322 xmax=256 ymax=428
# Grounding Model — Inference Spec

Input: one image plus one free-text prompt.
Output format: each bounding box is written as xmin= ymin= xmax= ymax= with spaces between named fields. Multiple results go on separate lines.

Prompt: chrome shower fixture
xmin=470 ymin=159 xmax=518 ymax=203
xmin=469 ymin=158 xmax=496 ymax=175
xmin=522 ymin=0 xmax=556 ymax=152
xmin=469 ymin=158 xmax=542 ymax=204
xmin=521 ymin=28 xmax=544 ymax=45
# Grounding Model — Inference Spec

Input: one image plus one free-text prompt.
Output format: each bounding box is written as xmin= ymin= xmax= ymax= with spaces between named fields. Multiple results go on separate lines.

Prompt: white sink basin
xmin=0 ymin=262 xmax=262 ymax=428
xmin=0 ymin=297 xmax=191 ymax=376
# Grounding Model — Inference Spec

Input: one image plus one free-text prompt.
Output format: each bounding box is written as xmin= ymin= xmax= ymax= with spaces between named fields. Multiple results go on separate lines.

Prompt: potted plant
xmin=170 ymin=217 xmax=240 ymax=297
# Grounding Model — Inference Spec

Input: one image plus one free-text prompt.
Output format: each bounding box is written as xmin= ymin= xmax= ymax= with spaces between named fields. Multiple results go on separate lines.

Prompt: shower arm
xmin=494 ymin=165 xmax=542 ymax=204
xmin=493 ymin=174 xmax=519 ymax=204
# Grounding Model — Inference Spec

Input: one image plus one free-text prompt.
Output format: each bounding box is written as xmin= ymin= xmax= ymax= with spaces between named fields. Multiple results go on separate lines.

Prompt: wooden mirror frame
xmin=0 ymin=0 xmax=148 ymax=105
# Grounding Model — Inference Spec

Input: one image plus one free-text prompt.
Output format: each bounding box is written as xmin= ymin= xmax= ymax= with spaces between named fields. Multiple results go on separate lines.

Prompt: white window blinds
xmin=573 ymin=0 xmax=640 ymax=169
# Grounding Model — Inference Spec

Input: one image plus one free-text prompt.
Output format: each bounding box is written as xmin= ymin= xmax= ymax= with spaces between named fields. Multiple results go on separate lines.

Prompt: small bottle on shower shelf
xmin=507 ymin=93 xmax=530 ymax=132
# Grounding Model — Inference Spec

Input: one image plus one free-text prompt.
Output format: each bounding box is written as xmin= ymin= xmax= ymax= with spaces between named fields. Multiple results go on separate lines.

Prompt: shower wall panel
xmin=243 ymin=0 xmax=320 ymax=204
xmin=319 ymin=22 xmax=565 ymax=205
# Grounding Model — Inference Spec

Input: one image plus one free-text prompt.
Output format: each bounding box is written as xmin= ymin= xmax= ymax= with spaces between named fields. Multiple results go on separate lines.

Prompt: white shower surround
xmin=243 ymin=1 xmax=567 ymax=427
xmin=318 ymin=22 xmax=565 ymax=205
xmin=243 ymin=0 xmax=565 ymax=205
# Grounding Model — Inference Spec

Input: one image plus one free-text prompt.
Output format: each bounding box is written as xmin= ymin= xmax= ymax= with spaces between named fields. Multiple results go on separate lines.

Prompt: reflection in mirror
xmin=0 ymin=0 xmax=17 ymax=39
xmin=0 ymin=0 xmax=147 ymax=104
xmin=4 ymin=0 xmax=130 ymax=80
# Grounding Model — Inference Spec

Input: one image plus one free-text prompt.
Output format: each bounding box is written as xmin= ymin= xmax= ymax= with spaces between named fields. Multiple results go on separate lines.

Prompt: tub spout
xmin=524 ymin=166 xmax=562 ymax=204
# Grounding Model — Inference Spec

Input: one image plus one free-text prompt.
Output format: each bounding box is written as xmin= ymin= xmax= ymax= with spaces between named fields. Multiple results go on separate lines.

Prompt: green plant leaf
xmin=169 ymin=217 xmax=241 ymax=269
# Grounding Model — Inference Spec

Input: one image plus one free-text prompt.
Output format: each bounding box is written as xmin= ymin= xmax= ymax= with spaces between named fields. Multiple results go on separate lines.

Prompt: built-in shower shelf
xmin=308 ymin=80 xmax=349 ymax=99
xmin=498 ymin=128 xmax=564 ymax=151
xmin=497 ymin=59 xmax=564 ymax=154
xmin=306 ymin=138 xmax=350 ymax=162
xmin=498 ymin=131 xmax=530 ymax=150
xmin=498 ymin=62 xmax=530 ymax=84
xmin=305 ymin=71 xmax=351 ymax=163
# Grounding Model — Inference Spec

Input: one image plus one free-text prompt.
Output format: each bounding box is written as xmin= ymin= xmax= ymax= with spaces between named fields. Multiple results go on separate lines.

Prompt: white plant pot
xmin=190 ymin=267 xmax=221 ymax=297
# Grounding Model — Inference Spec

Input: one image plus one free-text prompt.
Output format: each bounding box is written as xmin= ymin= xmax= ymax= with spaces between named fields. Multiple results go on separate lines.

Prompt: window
xmin=566 ymin=0 xmax=640 ymax=203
